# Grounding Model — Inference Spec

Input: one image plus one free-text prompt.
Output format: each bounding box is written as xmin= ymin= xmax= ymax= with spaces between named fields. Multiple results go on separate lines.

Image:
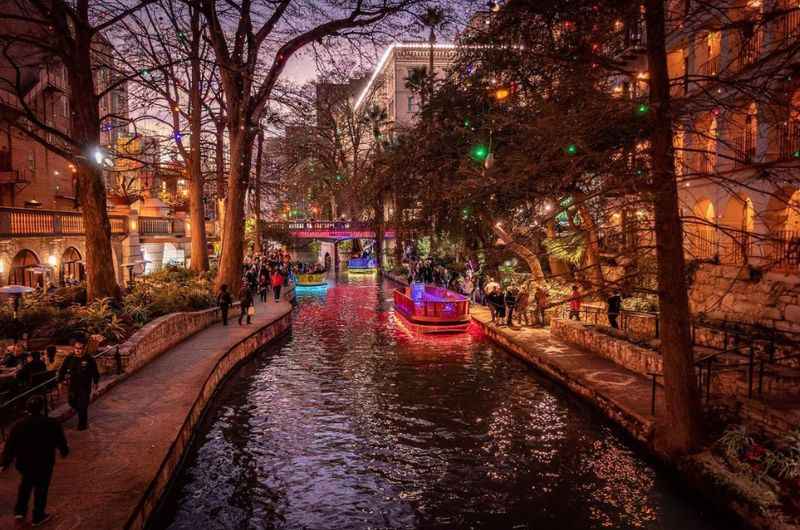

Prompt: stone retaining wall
xmin=551 ymin=318 xmax=663 ymax=377
xmin=690 ymin=263 xmax=800 ymax=334
xmin=111 ymin=306 xmax=224 ymax=375
xmin=127 ymin=309 xmax=292 ymax=530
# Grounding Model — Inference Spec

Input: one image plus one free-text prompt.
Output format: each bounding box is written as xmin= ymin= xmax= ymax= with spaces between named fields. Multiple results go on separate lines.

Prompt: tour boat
xmin=393 ymin=283 xmax=470 ymax=333
xmin=296 ymin=272 xmax=327 ymax=287
xmin=347 ymin=257 xmax=378 ymax=274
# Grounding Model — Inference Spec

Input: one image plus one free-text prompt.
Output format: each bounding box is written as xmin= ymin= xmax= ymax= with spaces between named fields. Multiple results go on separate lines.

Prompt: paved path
xmin=471 ymin=305 xmax=667 ymax=446
xmin=0 ymin=298 xmax=292 ymax=530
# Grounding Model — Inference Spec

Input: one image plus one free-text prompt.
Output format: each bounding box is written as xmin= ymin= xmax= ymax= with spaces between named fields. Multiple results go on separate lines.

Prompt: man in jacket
xmin=57 ymin=335 xmax=100 ymax=430
xmin=1 ymin=395 xmax=69 ymax=526
xmin=238 ymin=284 xmax=254 ymax=325
xmin=607 ymin=291 xmax=623 ymax=329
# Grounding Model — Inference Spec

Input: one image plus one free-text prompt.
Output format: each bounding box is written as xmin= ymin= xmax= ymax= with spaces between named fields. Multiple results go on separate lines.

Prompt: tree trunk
xmin=215 ymin=127 xmax=251 ymax=292
xmin=645 ymin=0 xmax=702 ymax=454
xmin=545 ymin=221 xmax=571 ymax=279
xmin=573 ymin=192 xmax=604 ymax=288
xmin=70 ymin=35 xmax=119 ymax=300
xmin=188 ymin=8 xmax=209 ymax=273
xmin=491 ymin=223 xmax=545 ymax=280
xmin=253 ymin=129 xmax=264 ymax=255
xmin=214 ymin=117 xmax=226 ymax=252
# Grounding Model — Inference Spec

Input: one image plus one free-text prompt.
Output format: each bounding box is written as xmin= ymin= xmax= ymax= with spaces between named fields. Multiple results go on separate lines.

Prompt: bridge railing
xmin=265 ymin=220 xmax=395 ymax=238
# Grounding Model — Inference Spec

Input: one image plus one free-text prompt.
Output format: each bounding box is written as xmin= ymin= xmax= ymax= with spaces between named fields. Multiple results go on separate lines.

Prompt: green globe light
xmin=470 ymin=144 xmax=489 ymax=162
xmin=637 ymin=103 xmax=649 ymax=115
xmin=793 ymin=150 xmax=800 ymax=159
xmin=566 ymin=144 xmax=577 ymax=156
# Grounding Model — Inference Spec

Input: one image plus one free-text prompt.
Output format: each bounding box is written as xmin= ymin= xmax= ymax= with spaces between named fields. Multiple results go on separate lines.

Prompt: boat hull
xmin=393 ymin=284 xmax=470 ymax=334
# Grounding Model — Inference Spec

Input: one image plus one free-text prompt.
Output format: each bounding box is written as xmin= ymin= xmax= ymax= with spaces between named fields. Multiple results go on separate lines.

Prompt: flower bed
xmin=0 ymin=266 xmax=216 ymax=346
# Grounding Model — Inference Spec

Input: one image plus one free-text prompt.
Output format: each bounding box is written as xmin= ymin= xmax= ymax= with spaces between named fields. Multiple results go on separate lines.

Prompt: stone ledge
xmin=551 ymin=318 xmax=663 ymax=378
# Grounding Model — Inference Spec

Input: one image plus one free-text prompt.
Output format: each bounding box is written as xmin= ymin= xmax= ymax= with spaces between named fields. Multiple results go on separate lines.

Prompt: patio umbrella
xmin=0 ymin=285 xmax=35 ymax=319
xmin=0 ymin=285 xmax=35 ymax=296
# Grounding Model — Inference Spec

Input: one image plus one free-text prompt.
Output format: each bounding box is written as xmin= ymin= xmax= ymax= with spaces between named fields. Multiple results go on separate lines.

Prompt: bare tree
xmin=0 ymin=0 xmax=159 ymax=300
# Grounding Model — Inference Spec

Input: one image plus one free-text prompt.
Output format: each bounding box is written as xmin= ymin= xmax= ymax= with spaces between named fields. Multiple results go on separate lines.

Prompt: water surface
xmin=158 ymin=275 xmax=721 ymax=530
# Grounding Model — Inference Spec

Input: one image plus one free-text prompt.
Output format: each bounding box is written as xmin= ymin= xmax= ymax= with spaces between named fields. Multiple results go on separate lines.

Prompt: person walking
xmin=258 ymin=273 xmax=269 ymax=303
xmin=271 ymin=268 xmax=284 ymax=302
xmin=217 ymin=284 xmax=233 ymax=326
xmin=534 ymin=286 xmax=548 ymax=327
xmin=1 ymin=395 xmax=69 ymax=526
xmin=569 ymin=285 xmax=582 ymax=321
xmin=238 ymin=284 xmax=254 ymax=326
xmin=57 ymin=335 xmax=99 ymax=431
xmin=504 ymin=286 xmax=518 ymax=327
xmin=607 ymin=291 xmax=622 ymax=329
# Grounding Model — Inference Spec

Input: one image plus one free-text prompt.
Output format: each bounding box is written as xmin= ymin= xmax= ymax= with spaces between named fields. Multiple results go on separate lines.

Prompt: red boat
xmin=393 ymin=283 xmax=470 ymax=333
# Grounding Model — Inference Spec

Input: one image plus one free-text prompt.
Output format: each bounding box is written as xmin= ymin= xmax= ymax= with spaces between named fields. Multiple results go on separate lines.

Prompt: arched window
xmin=60 ymin=247 xmax=84 ymax=285
xmin=9 ymin=250 xmax=40 ymax=287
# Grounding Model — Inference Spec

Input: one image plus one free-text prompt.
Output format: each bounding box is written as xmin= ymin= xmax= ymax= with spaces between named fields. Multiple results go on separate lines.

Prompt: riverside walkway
xmin=0 ymin=297 xmax=292 ymax=530
xmin=470 ymin=305 xmax=667 ymax=448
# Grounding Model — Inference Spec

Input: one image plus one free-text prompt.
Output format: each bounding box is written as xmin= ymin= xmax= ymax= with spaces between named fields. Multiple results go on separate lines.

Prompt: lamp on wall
xmin=47 ymin=255 xmax=58 ymax=267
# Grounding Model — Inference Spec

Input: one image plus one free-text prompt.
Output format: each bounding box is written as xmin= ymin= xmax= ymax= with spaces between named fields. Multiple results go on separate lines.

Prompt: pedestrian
xmin=238 ymin=284 xmax=254 ymax=325
xmin=534 ymin=286 xmax=548 ymax=327
xmin=57 ymin=335 xmax=100 ymax=431
xmin=1 ymin=395 xmax=69 ymax=526
xmin=258 ymin=274 xmax=269 ymax=303
xmin=607 ymin=291 xmax=622 ymax=329
xmin=504 ymin=286 xmax=518 ymax=327
xmin=487 ymin=286 xmax=505 ymax=325
xmin=515 ymin=286 xmax=531 ymax=326
xmin=271 ymin=268 xmax=284 ymax=302
xmin=217 ymin=284 xmax=233 ymax=326
xmin=569 ymin=285 xmax=582 ymax=321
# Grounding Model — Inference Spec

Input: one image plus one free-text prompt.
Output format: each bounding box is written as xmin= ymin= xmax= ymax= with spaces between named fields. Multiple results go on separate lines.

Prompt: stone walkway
xmin=471 ymin=305 xmax=667 ymax=448
xmin=0 ymin=297 xmax=292 ymax=530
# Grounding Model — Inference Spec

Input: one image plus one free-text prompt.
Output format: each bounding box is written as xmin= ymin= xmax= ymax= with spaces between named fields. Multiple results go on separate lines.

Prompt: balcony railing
xmin=0 ymin=207 xmax=128 ymax=238
xmin=778 ymin=120 xmax=800 ymax=160
xmin=771 ymin=230 xmax=800 ymax=270
xmin=139 ymin=217 xmax=175 ymax=236
xmin=734 ymin=30 xmax=762 ymax=71
xmin=697 ymin=56 xmax=721 ymax=79
xmin=779 ymin=7 xmax=800 ymax=44
xmin=733 ymin=130 xmax=756 ymax=167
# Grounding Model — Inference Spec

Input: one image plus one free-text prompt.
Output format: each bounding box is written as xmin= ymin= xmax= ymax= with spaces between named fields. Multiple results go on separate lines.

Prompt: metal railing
xmin=0 ymin=344 xmax=123 ymax=439
xmin=771 ymin=230 xmax=800 ymax=269
xmin=732 ymin=129 xmax=756 ymax=167
xmin=648 ymin=319 xmax=800 ymax=414
xmin=697 ymin=56 xmax=720 ymax=79
xmin=778 ymin=120 xmax=800 ymax=160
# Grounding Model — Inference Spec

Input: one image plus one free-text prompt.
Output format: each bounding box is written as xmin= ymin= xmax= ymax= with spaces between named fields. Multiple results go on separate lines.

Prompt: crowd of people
xmin=400 ymin=252 xmax=625 ymax=330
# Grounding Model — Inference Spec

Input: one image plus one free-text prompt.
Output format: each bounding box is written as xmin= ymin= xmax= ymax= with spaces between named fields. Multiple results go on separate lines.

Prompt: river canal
xmin=157 ymin=274 xmax=722 ymax=530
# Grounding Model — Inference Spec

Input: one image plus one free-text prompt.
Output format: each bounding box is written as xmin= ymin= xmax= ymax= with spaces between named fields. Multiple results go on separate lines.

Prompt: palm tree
xmin=417 ymin=7 xmax=446 ymax=100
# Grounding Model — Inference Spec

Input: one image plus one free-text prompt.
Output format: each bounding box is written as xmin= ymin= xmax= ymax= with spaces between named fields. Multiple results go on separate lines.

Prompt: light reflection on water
xmin=158 ymin=275 xmax=720 ymax=530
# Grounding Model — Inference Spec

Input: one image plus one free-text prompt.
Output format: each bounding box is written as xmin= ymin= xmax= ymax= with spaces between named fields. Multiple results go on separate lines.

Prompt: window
xmin=407 ymin=95 xmax=416 ymax=113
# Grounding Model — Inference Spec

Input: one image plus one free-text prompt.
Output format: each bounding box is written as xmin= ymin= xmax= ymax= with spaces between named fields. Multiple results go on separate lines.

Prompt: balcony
xmin=0 ymin=207 xmax=128 ymax=238
xmin=697 ymin=56 xmax=721 ymax=79
xmin=733 ymin=31 xmax=762 ymax=71
xmin=732 ymin=130 xmax=756 ymax=167
xmin=778 ymin=120 xmax=800 ymax=160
